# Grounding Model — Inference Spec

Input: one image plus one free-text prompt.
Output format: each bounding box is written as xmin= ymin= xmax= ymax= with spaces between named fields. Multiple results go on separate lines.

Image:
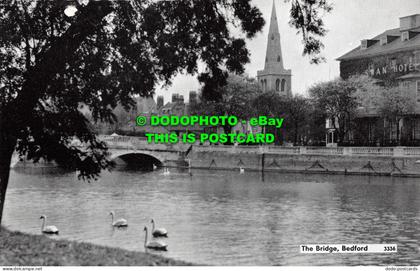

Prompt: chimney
xmin=157 ymin=96 xmax=164 ymax=109
xmin=400 ymin=14 xmax=420 ymax=31
xmin=189 ymin=91 xmax=197 ymax=104
xmin=172 ymin=93 xmax=179 ymax=103
xmin=178 ymin=95 xmax=184 ymax=104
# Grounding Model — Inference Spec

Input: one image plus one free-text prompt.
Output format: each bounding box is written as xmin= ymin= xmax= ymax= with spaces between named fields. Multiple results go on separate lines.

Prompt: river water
xmin=3 ymin=169 xmax=420 ymax=265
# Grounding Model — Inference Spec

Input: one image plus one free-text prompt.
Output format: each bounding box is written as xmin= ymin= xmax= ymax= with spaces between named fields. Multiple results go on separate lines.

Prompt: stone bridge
xmin=99 ymin=135 xmax=190 ymax=169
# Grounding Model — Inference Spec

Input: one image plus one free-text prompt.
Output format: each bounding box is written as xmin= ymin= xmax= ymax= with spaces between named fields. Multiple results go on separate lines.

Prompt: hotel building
xmin=337 ymin=14 xmax=420 ymax=146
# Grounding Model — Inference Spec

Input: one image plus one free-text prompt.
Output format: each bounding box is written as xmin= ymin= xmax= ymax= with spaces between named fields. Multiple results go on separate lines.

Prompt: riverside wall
xmin=187 ymin=146 xmax=420 ymax=177
xmin=12 ymin=135 xmax=420 ymax=178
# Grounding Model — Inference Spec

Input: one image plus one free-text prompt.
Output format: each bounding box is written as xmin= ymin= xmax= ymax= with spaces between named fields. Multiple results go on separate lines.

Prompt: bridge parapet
xmin=99 ymin=135 xmax=189 ymax=152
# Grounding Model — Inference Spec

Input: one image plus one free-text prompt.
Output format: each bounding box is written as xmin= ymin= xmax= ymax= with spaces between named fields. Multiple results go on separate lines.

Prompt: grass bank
xmin=0 ymin=227 xmax=192 ymax=266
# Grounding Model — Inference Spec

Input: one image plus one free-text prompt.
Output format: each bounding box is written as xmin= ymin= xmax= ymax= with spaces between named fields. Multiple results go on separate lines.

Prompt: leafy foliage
xmin=0 ymin=0 xmax=265 ymax=180
xmin=191 ymin=74 xmax=261 ymax=133
xmin=374 ymin=87 xmax=415 ymax=120
xmin=372 ymin=86 xmax=415 ymax=144
xmin=308 ymin=75 xmax=378 ymax=144
xmin=282 ymin=95 xmax=311 ymax=145
xmin=287 ymin=0 xmax=332 ymax=64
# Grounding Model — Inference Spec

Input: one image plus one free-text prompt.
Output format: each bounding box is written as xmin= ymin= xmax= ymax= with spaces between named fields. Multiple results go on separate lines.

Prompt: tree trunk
xmin=294 ymin=123 xmax=299 ymax=145
xmin=0 ymin=1 xmax=114 ymax=225
xmin=396 ymin=118 xmax=401 ymax=146
xmin=0 ymin=136 xmax=16 ymax=225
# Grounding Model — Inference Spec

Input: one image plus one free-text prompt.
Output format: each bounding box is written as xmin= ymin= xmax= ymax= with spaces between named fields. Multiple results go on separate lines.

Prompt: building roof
xmin=136 ymin=96 xmax=158 ymax=114
xmin=258 ymin=0 xmax=289 ymax=74
xmin=337 ymin=27 xmax=420 ymax=61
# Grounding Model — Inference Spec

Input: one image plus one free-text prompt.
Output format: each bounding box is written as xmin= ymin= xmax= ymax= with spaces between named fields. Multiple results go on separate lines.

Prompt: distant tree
xmin=283 ymin=95 xmax=311 ymax=145
xmin=306 ymin=103 xmax=327 ymax=145
xmin=251 ymin=93 xmax=311 ymax=145
xmin=251 ymin=91 xmax=283 ymax=118
xmin=287 ymin=0 xmax=333 ymax=64
xmin=373 ymin=86 xmax=416 ymax=145
xmin=251 ymin=91 xmax=287 ymax=144
xmin=0 ymin=0 xmax=265 ymax=223
xmin=191 ymin=74 xmax=261 ymax=135
xmin=308 ymin=75 xmax=379 ymax=144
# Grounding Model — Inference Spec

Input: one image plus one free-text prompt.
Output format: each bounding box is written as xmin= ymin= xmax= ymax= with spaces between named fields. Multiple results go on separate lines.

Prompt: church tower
xmin=257 ymin=0 xmax=292 ymax=96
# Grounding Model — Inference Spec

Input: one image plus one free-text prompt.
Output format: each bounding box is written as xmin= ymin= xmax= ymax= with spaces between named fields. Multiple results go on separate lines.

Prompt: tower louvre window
xmin=276 ymin=79 xmax=280 ymax=92
xmin=281 ymin=79 xmax=286 ymax=92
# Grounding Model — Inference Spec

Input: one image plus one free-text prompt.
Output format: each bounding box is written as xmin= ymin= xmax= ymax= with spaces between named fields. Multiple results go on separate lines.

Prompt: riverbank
xmin=0 ymin=227 xmax=192 ymax=266
xmin=186 ymin=145 xmax=420 ymax=178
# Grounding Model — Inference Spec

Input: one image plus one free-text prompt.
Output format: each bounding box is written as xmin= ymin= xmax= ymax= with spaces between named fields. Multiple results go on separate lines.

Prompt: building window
xmin=277 ymin=56 xmax=281 ymax=62
xmin=401 ymin=81 xmax=411 ymax=90
xmin=281 ymin=79 xmax=286 ymax=92
xmin=276 ymin=79 xmax=280 ymax=92
xmin=271 ymin=34 xmax=275 ymax=40
xmin=417 ymin=81 xmax=420 ymax=102
xmin=402 ymin=31 xmax=409 ymax=41
xmin=391 ymin=58 xmax=397 ymax=67
xmin=414 ymin=51 xmax=420 ymax=64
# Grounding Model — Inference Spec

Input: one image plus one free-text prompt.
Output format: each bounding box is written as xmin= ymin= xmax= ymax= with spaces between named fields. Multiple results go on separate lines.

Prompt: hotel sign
xmin=368 ymin=62 xmax=420 ymax=76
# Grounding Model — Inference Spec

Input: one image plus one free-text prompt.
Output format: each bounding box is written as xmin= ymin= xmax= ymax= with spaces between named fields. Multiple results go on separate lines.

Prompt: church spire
xmin=264 ymin=0 xmax=284 ymax=70
xmin=257 ymin=0 xmax=292 ymax=96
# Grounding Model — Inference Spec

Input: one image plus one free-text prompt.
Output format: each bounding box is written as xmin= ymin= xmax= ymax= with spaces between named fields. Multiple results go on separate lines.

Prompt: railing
xmin=266 ymin=146 xmax=300 ymax=154
xmin=97 ymin=135 xmax=420 ymax=157
xmin=306 ymin=147 xmax=344 ymax=155
xmin=99 ymin=135 xmax=187 ymax=152
xmin=403 ymin=148 xmax=420 ymax=156
xmin=349 ymin=147 xmax=394 ymax=156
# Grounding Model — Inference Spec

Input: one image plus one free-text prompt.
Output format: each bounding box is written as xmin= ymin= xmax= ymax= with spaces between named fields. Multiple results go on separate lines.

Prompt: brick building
xmin=337 ymin=14 xmax=420 ymax=146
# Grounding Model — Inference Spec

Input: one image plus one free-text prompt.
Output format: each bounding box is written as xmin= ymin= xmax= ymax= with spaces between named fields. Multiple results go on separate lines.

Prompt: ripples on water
xmin=3 ymin=169 xmax=420 ymax=265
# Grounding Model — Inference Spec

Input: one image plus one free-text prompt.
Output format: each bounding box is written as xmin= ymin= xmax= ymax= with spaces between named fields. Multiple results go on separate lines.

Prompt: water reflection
xmin=3 ymin=169 xmax=420 ymax=265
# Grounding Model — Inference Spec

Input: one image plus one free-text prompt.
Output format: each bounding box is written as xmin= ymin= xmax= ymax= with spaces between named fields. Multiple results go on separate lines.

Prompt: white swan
xmin=144 ymin=226 xmax=167 ymax=251
xmin=239 ymin=167 xmax=245 ymax=174
xmin=40 ymin=215 xmax=59 ymax=234
xmin=163 ymin=168 xmax=170 ymax=176
xmin=109 ymin=211 xmax=128 ymax=227
xmin=151 ymin=219 xmax=168 ymax=237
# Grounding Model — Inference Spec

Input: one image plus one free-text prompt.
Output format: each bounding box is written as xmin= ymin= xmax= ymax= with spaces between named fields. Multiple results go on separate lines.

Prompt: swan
xmin=239 ymin=167 xmax=245 ymax=174
xmin=40 ymin=215 xmax=59 ymax=234
xmin=144 ymin=226 xmax=167 ymax=251
xmin=151 ymin=219 xmax=168 ymax=237
xmin=109 ymin=211 xmax=128 ymax=227
xmin=163 ymin=168 xmax=170 ymax=176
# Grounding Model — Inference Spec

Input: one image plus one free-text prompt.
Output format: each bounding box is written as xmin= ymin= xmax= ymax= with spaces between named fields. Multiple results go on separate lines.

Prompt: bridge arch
xmin=111 ymin=151 xmax=164 ymax=171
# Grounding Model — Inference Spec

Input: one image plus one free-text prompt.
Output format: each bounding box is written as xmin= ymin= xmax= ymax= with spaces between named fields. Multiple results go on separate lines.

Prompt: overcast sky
xmin=155 ymin=0 xmax=420 ymax=103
